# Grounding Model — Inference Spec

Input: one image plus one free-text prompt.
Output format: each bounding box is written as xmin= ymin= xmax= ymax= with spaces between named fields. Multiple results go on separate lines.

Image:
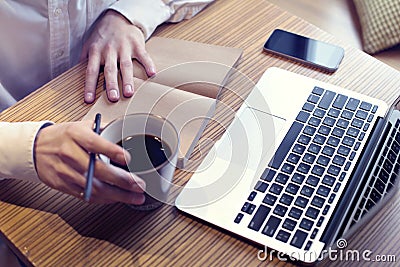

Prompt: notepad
xmin=83 ymin=37 xmax=243 ymax=168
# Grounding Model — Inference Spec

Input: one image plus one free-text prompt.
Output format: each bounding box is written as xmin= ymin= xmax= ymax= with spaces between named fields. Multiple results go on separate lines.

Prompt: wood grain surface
xmin=1 ymin=0 xmax=400 ymax=266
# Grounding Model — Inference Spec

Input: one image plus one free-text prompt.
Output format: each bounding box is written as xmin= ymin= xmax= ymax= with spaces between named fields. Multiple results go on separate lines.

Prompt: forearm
xmin=0 ymin=121 xmax=52 ymax=182
xmin=109 ymin=0 xmax=215 ymax=39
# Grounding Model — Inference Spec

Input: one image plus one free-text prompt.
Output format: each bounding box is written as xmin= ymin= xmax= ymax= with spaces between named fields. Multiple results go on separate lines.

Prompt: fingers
xmin=119 ymin=49 xmax=134 ymax=98
xmin=84 ymin=44 xmax=101 ymax=103
xmin=135 ymin=47 xmax=156 ymax=77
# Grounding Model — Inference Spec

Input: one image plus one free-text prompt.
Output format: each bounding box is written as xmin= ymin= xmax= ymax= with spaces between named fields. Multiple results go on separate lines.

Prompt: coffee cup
xmin=99 ymin=113 xmax=179 ymax=210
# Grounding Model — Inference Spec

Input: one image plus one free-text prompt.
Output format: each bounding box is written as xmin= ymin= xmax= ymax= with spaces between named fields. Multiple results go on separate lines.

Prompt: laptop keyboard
xmin=234 ymin=86 xmax=379 ymax=251
xmin=351 ymin=118 xmax=400 ymax=225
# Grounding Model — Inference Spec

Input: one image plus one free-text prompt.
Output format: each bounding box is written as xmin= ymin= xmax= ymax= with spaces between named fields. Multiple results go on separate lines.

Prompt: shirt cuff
xmin=0 ymin=121 xmax=53 ymax=183
xmin=108 ymin=0 xmax=172 ymax=40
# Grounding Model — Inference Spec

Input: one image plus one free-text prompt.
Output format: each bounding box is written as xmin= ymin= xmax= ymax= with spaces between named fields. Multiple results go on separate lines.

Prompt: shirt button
xmin=55 ymin=50 xmax=64 ymax=58
xmin=54 ymin=8 xmax=62 ymax=16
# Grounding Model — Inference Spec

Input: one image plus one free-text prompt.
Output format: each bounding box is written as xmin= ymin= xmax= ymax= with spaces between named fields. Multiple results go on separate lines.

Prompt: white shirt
xmin=0 ymin=0 xmax=214 ymax=182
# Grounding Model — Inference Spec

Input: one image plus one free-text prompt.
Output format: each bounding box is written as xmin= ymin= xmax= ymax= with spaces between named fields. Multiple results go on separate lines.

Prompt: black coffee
xmin=112 ymin=134 xmax=172 ymax=172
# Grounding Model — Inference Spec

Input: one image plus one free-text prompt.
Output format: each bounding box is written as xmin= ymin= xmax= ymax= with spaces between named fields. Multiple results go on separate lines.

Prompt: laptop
xmin=175 ymin=67 xmax=400 ymax=263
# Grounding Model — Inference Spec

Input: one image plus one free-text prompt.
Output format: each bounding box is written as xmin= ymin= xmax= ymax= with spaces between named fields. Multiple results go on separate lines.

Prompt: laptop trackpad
xmin=215 ymin=107 xmax=286 ymax=171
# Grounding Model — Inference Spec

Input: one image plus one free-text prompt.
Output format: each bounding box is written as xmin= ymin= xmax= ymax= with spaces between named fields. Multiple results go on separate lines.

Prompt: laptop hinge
xmin=320 ymin=117 xmax=388 ymax=247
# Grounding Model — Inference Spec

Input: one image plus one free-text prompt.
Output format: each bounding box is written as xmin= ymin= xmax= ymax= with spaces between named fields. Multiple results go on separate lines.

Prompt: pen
xmin=84 ymin=113 xmax=102 ymax=202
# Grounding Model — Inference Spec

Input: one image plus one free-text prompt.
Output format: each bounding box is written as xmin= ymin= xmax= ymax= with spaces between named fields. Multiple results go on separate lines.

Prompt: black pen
xmin=84 ymin=113 xmax=102 ymax=201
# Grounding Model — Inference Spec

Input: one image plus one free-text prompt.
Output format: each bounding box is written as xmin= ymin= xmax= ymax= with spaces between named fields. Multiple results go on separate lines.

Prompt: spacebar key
xmin=268 ymin=121 xmax=303 ymax=169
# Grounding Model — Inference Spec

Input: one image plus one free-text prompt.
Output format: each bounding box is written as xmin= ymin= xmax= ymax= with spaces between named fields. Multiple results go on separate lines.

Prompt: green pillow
xmin=353 ymin=0 xmax=400 ymax=54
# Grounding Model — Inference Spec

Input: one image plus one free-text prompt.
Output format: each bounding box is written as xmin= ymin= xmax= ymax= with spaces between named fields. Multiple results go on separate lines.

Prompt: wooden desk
xmin=1 ymin=0 xmax=400 ymax=266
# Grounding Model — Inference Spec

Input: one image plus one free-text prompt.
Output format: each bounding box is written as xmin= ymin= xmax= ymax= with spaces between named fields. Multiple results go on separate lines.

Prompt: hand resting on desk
xmin=81 ymin=10 xmax=156 ymax=104
xmin=34 ymin=121 xmax=146 ymax=204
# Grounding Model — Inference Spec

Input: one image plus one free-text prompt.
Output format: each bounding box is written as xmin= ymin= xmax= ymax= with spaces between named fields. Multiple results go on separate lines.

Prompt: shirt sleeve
xmin=0 ymin=121 xmax=53 ymax=183
xmin=109 ymin=0 xmax=215 ymax=39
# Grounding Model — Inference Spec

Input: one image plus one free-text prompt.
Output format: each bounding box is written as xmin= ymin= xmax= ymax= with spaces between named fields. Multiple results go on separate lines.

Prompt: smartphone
xmin=263 ymin=29 xmax=344 ymax=72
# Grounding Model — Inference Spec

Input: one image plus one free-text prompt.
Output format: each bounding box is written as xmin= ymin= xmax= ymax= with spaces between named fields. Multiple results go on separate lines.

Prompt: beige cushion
xmin=353 ymin=0 xmax=400 ymax=54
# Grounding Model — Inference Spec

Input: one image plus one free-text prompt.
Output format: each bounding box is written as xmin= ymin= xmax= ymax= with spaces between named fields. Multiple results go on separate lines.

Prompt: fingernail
xmin=85 ymin=92 xmax=94 ymax=102
xmin=125 ymin=84 xmax=134 ymax=95
xmin=149 ymin=67 xmax=156 ymax=76
xmin=109 ymin=89 xmax=119 ymax=101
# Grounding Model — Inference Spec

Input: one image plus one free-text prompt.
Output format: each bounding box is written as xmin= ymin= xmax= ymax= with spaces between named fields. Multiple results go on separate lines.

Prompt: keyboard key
xmin=318 ymin=125 xmax=331 ymax=135
xmin=327 ymin=136 xmax=340 ymax=147
xmin=327 ymin=165 xmax=341 ymax=176
xmin=234 ymin=213 xmax=244 ymax=224
xmin=283 ymin=218 xmax=297 ymax=231
xmin=345 ymin=98 xmax=360 ymax=111
xmin=281 ymin=163 xmax=295 ymax=175
xmin=314 ymin=108 xmax=326 ymax=118
xmin=303 ymin=153 xmax=316 ymax=164
xmin=333 ymin=155 xmax=345 ymax=166
xmin=346 ymin=127 xmax=359 ymax=137
xmin=313 ymin=134 xmax=327 ymax=145
xmin=276 ymin=173 xmax=290 ymax=184
xmin=311 ymin=195 xmax=325 ymax=208
xmin=339 ymin=172 xmax=346 ymax=181
xmin=359 ymin=132 xmax=366 ymax=141
xmin=337 ymin=119 xmax=349 ymax=129
xmin=370 ymin=189 xmax=382 ymax=203
xmin=351 ymin=118 xmax=364 ymax=129
xmin=269 ymin=183 xmax=283 ymax=195
xmin=333 ymin=182 xmax=341 ymax=192
xmin=280 ymin=193 xmax=294 ymax=206
xmin=303 ymin=102 xmax=315 ymax=112
xmin=289 ymin=207 xmax=303 ymax=219
xmin=317 ymin=216 xmax=325 ymax=227
xmin=291 ymin=173 xmax=305 ymax=184
xmin=312 ymin=86 xmax=324 ymax=95
xmin=360 ymin=101 xmax=372 ymax=111
xmin=254 ymin=181 xmax=268 ymax=193
xmin=298 ymin=134 xmax=311 ymax=145
xmin=241 ymin=202 xmax=256 ymax=214
xmin=293 ymin=144 xmax=306 ymax=154
xmin=248 ymin=191 xmax=257 ymax=201
xmin=338 ymin=145 xmax=351 ymax=156
xmin=263 ymin=193 xmax=277 ymax=206
xmin=323 ymin=117 xmax=336 ymax=127
xmin=248 ymin=205 xmax=271 ymax=231
xmin=286 ymin=183 xmax=300 ymax=195
xmin=328 ymin=108 xmax=340 ymax=118
xmin=317 ymin=185 xmax=330 ymax=197
xmin=301 ymin=185 xmax=314 ymax=197
xmin=322 ymin=146 xmax=335 ymax=156
xmin=311 ymin=165 xmax=325 ymax=176
xmin=303 ymin=125 xmax=317 ymax=136
xmin=328 ymin=193 xmax=336 ymax=204
xmin=295 ymin=196 xmax=309 ymax=208
xmin=333 ymin=94 xmax=348 ymax=109
xmin=306 ymin=175 xmax=320 ymax=186
xmin=262 ymin=216 xmax=281 ymax=237
xmin=273 ymin=204 xmax=288 ymax=217
xmin=332 ymin=127 xmax=345 ymax=137
xmin=300 ymin=218 xmax=314 ymax=231
xmin=290 ymin=230 xmax=308 ymax=249
xmin=363 ymin=123 xmax=370 ymax=131
xmin=268 ymin=121 xmax=303 ymax=169
xmin=276 ymin=230 xmax=291 ymax=243
xmin=309 ymin=117 xmax=321 ymax=127
xmin=296 ymin=111 xmax=310 ymax=123
xmin=318 ymin=90 xmax=336 ymax=109
xmin=297 ymin=163 xmax=311 ymax=174
xmin=355 ymin=110 xmax=368 ymax=120
xmin=341 ymin=110 xmax=354 ymax=120
xmin=261 ymin=168 xmax=276 ymax=181
xmin=375 ymin=179 xmax=386 ymax=194
xmin=367 ymin=114 xmax=374 ymax=122
xmin=372 ymin=105 xmax=378 ymax=113
xmin=306 ymin=207 xmax=319 ymax=219
xmin=308 ymin=94 xmax=320 ymax=104
xmin=311 ymin=228 xmax=319 ymax=239
xmin=322 ymin=175 xmax=336 ymax=186
xmin=305 ymin=241 xmax=313 ymax=251
xmin=308 ymin=144 xmax=322 ymax=154
xmin=322 ymin=205 xmax=331 ymax=215
xmin=342 ymin=136 xmax=355 ymax=147
xmin=317 ymin=155 xmax=330 ymax=166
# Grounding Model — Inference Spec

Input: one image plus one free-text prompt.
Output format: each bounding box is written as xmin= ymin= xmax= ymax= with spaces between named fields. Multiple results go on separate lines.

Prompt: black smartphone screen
xmin=263 ymin=29 xmax=344 ymax=72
